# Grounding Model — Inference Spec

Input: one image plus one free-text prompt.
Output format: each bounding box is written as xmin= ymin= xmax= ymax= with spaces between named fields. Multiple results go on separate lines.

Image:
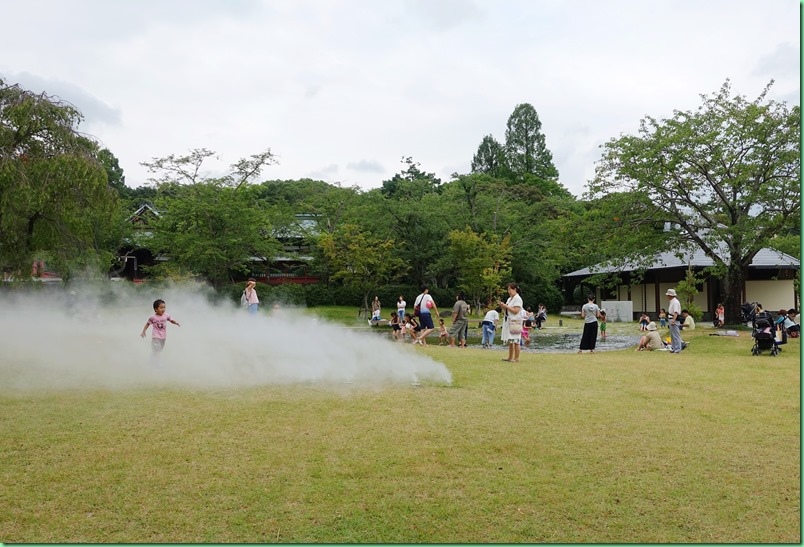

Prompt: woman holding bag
xmin=498 ymin=282 xmax=523 ymax=362
xmin=412 ymin=285 xmax=439 ymax=346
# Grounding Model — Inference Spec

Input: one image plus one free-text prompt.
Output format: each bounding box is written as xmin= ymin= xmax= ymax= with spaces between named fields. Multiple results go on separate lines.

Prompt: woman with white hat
xmin=636 ymin=321 xmax=664 ymax=351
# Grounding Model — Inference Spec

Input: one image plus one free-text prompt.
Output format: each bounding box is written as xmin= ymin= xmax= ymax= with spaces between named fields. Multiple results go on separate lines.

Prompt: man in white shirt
xmin=666 ymin=288 xmax=683 ymax=353
xmin=481 ymin=306 xmax=500 ymax=348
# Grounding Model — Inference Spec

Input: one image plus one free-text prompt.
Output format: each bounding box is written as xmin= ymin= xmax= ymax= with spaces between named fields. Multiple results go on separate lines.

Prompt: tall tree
xmin=587 ymin=80 xmax=801 ymax=322
xmin=504 ymin=103 xmax=559 ymax=181
xmin=377 ymin=157 xmax=448 ymax=287
xmin=0 ymin=78 xmax=120 ymax=279
xmin=471 ymin=135 xmax=509 ymax=179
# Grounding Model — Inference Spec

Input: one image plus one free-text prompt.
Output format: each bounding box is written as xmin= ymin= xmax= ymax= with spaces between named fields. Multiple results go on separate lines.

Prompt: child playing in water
xmin=140 ymin=299 xmax=180 ymax=359
xmin=389 ymin=311 xmax=401 ymax=339
xmin=438 ymin=318 xmax=449 ymax=345
xmin=404 ymin=313 xmax=420 ymax=341
xmin=599 ymin=310 xmax=607 ymax=340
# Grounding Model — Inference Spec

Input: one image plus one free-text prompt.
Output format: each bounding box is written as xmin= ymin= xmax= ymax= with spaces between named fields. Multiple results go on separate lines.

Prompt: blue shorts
xmin=419 ymin=313 xmax=435 ymax=329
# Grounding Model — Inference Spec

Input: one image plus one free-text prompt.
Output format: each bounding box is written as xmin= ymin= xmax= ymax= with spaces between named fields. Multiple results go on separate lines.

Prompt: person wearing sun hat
xmin=666 ymin=288 xmax=683 ymax=353
xmin=635 ymin=321 xmax=664 ymax=351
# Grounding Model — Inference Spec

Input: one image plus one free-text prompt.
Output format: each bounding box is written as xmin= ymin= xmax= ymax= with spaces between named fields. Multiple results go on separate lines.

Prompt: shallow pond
xmin=373 ymin=327 xmax=640 ymax=353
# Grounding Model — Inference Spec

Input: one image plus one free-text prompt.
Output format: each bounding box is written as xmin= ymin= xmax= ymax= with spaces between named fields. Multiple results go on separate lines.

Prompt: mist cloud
xmin=0 ymin=283 xmax=452 ymax=392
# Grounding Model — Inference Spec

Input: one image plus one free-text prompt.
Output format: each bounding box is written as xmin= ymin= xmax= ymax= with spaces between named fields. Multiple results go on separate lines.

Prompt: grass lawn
xmin=1 ymin=309 xmax=799 ymax=543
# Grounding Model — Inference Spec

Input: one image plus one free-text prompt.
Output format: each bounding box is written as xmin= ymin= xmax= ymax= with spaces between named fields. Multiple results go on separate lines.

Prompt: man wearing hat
xmin=636 ymin=321 xmax=664 ymax=351
xmin=666 ymin=288 xmax=683 ymax=353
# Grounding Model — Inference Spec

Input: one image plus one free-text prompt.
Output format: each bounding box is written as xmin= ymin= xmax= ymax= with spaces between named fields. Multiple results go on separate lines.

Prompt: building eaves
xmin=564 ymin=247 xmax=800 ymax=277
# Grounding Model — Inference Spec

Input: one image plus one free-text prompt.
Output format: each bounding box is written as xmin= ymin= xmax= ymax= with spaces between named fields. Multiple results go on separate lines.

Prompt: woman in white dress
xmin=498 ymin=282 xmax=523 ymax=362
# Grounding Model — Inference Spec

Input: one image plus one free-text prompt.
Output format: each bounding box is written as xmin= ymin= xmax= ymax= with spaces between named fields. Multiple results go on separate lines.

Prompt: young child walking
xmin=140 ymin=299 xmax=180 ymax=361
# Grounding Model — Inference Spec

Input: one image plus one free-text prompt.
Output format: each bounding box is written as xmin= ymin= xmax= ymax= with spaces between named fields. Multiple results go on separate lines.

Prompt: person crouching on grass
xmin=635 ymin=321 xmax=664 ymax=351
xmin=140 ymin=299 xmax=180 ymax=362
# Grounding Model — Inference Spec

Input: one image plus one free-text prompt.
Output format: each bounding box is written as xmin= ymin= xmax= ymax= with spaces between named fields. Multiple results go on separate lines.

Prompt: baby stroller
xmin=741 ymin=302 xmax=759 ymax=326
xmin=751 ymin=317 xmax=780 ymax=356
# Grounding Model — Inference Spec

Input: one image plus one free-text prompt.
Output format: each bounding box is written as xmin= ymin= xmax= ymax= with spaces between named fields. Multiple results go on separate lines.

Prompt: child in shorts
xmin=599 ymin=310 xmax=607 ymax=340
xmin=389 ymin=311 xmax=401 ymax=339
xmin=140 ymin=299 xmax=180 ymax=360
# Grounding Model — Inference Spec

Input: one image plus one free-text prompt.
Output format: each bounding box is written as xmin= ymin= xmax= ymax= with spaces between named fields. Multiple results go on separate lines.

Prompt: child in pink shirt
xmin=140 ymin=299 xmax=180 ymax=358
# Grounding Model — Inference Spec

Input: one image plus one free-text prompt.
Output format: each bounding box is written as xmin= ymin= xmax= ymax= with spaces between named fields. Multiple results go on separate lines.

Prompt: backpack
xmin=240 ymin=290 xmax=248 ymax=307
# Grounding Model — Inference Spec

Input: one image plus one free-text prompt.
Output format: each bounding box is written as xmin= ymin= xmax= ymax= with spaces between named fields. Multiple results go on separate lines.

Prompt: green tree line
xmin=1 ymin=77 xmax=798 ymax=321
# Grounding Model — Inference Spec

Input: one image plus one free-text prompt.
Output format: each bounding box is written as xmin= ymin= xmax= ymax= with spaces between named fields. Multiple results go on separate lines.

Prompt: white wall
xmin=659 ymin=283 xmax=708 ymax=312
xmin=601 ymin=301 xmax=633 ymax=322
xmin=746 ymin=280 xmax=796 ymax=312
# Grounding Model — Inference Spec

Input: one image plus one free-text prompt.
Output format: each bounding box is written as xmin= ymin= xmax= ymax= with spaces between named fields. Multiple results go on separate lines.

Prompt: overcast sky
xmin=1 ymin=0 xmax=799 ymax=197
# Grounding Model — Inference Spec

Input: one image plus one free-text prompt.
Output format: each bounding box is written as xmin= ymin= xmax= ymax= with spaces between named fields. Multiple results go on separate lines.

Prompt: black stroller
xmin=741 ymin=302 xmax=760 ymax=325
xmin=751 ymin=316 xmax=780 ymax=356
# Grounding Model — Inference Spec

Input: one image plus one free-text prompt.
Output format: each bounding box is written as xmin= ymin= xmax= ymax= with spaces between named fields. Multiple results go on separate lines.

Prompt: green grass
xmin=1 ymin=310 xmax=799 ymax=543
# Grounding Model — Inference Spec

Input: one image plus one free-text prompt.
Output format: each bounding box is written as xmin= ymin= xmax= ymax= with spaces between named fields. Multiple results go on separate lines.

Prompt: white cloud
xmin=0 ymin=0 xmax=798 ymax=197
xmin=347 ymin=159 xmax=386 ymax=173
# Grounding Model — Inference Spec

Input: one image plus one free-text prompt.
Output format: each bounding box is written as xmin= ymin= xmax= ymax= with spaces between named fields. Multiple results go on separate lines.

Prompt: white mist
xmin=0 ymin=283 xmax=453 ymax=391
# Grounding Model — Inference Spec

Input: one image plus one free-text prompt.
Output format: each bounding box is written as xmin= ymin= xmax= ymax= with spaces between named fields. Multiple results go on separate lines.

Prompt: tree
xmin=140 ymin=147 xmax=276 ymax=188
xmin=0 ymin=78 xmax=121 ymax=279
xmin=141 ymin=149 xmax=281 ymax=287
xmin=376 ymin=157 xmax=448 ymax=287
xmin=587 ymin=80 xmax=801 ymax=322
xmin=318 ymin=223 xmax=408 ymax=311
xmin=471 ymin=135 xmax=509 ymax=178
xmin=146 ymin=181 xmax=281 ymax=287
xmin=442 ymin=227 xmax=512 ymax=310
xmin=97 ymin=148 xmax=126 ymax=195
xmin=504 ymin=103 xmax=559 ymax=181
xmin=380 ymin=156 xmax=442 ymax=199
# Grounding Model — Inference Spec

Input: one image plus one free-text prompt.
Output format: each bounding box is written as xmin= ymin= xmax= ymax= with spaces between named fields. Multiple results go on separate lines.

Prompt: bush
xmin=683 ymin=301 xmax=704 ymax=323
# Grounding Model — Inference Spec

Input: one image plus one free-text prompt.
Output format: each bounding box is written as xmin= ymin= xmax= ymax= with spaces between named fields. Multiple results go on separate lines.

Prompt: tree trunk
xmin=722 ymin=264 xmax=746 ymax=325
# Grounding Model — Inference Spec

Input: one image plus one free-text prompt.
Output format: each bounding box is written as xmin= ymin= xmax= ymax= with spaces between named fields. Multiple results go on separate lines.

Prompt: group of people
xmin=382 ymin=287 xmax=441 ymax=346
xmin=656 ymin=307 xmax=696 ymax=330
xmin=633 ymin=289 xmax=686 ymax=352
xmin=774 ymin=308 xmax=800 ymax=338
xmin=385 ymin=283 xmax=547 ymax=361
xmin=634 ymin=289 xmax=696 ymax=352
xmin=577 ymin=288 xmax=690 ymax=353
xmin=479 ymin=303 xmax=548 ymax=350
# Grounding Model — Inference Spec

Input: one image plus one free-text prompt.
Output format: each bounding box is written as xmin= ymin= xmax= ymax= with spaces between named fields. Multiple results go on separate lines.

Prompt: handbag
xmin=414 ymin=295 xmax=423 ymax=317
xmin=508 ymin=316 xmax=523 ymax=335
